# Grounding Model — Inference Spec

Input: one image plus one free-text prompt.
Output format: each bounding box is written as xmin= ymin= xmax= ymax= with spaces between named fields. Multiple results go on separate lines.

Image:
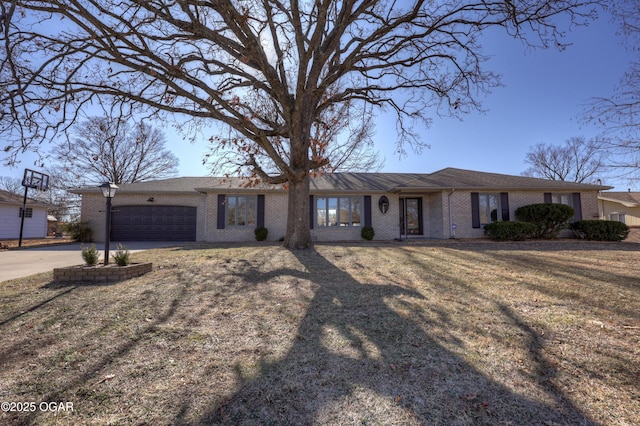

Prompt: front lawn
xmin=1 ymin=241 xmax=639 ymax=425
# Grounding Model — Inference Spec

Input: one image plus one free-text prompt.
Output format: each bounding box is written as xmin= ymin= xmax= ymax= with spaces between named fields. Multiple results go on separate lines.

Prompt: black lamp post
xmin=99 ymin=182 xmax=118 ymax=265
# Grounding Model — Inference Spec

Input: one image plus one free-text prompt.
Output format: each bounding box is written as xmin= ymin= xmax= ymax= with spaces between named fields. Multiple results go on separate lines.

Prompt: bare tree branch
xmin=522 ymin=137 xmax=608 ymax=183
xmin=1 ymin=0 xmax=601 ymax=247
xmin=51 ymin=115 xmax=179 ymax=185
xmin=583 ymin=1 xmax=640 ymax=182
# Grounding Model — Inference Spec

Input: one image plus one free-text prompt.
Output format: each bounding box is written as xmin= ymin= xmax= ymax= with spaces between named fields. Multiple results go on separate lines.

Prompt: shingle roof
xmin=598 ymin=191 xmax=640 ymax=207
xmin=395 ymin=168 xmax=611 ymax=191
xmin=71 ymin=177 xmax=286 ymax=194
xmin=71 ymin=168 xmax=611 ymax=194
xmin=0 ymin=189 xmax=50 ymax=206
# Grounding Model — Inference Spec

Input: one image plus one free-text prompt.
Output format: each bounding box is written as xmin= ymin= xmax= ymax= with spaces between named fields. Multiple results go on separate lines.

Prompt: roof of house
xmin=71 ymin=168 xmax=611 ymax=195
xmin=0 ymin=189 xmax=51 ymax=207
xmin=598 ymin=191 xmax=640 ymax=207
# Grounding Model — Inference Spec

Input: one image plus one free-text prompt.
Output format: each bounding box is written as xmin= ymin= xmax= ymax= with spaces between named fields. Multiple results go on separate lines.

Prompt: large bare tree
xmin=53 ymin=116 xmax=179 ymax=185
xmin=522 ymin=136 xmax=608 ymax=183
xmin=1 ymin=0 xmax=599 ymax=248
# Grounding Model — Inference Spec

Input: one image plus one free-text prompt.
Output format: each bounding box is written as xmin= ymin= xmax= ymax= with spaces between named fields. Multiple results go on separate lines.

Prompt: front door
xmin=400 ymin=198 xmax=423 ymax=236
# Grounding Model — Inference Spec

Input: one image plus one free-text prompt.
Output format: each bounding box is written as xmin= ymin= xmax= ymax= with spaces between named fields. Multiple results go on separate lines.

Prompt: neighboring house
xmin=73 ymin=168 xmax=610 ymax=243
xmin=0 ymin=189 xmax=50 ymax=239
xmin=598 ymin=192 xmax=640 ymax=227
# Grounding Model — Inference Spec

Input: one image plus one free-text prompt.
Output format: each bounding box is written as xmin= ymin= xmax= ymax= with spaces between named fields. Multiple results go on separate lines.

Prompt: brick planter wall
xmin=53 ymin=263 xmax=152 ymax=282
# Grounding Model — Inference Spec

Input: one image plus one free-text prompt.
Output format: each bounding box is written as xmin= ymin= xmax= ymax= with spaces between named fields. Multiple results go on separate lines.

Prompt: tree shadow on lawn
xmin=198 ymin=249 xmax=596 ymax=425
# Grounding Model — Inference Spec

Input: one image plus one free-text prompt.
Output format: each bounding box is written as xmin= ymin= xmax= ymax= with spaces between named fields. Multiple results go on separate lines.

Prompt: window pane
xmin=489 ymin=194 xmax=498 ymax=222
xmin=237 ymin=197 xmax=246 ymax=226
xmin=317 ymin=197 xmax=327 ymax=227
xmin=328 ymin=197 xmax=338 ymax=226
xmin=227 ymin=196 xmax=236 ymax=226
xmin=339 ymin=197 xmax=351 ymax=226
xmin=479 ymin=193 xmax=499 ymax=224
xmin=351 ymin=198 xmax=361 ymax=226
xmin=247 ymin=197 xmax=256 ymax=226
xmin=479 ymin=195 xmax=490 ymax=225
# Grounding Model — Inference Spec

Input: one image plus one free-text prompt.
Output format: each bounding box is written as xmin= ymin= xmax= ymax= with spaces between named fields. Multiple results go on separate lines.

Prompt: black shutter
xmin=257 ymin=195 xmax=265 ymax=228
xmin=500 ymin=192 xmax=510 ymax=221
xmin=364 ymin=196 xmax=372 ymax=227
xmin=309 ymin=195 xmax=314 ymax=229
xmin=572 ymin=193 xmax=582 ymax=221
xmin=471 ymin=192 xmax=480 ymax=228
xmin=544 ymin=193 xmax=552 ymax=204
xmin=217 ymin=194 xmax=226 ymax=229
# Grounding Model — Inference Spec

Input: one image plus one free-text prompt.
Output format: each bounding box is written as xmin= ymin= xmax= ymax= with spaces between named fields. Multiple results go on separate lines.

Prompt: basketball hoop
xmin=22 ymin=169 xmax=50 ymax=191
xmin=18 ymin=169 xmax=50 ymax=247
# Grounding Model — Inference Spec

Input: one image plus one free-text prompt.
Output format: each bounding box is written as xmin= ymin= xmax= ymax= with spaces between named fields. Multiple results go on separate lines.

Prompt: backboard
xmin=22 ymin=168 xmax=50 ymax=191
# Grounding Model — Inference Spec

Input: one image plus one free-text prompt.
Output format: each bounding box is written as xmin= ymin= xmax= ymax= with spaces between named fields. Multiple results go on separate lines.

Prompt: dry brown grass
xmin=1 ymin=240 xmax=639 ymax=425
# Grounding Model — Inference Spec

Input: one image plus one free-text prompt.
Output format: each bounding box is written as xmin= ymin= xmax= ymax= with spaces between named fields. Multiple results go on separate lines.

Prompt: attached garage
xmin=111 ymin=205 xmax=197 ymax=241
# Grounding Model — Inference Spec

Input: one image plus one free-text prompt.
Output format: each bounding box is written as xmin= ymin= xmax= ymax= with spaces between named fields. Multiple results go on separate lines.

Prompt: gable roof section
xmin=70 ymin=168 xmax=610 ymax=195
xmin=0 ymin=189 xmax=50 ymax=207
xmin=71 ymin=177 xmax=286 ymax=194
xmin=393 ymin=168 xmax=611 ymax=192
xmin=598 ymin=192 xmax=640 ymax=207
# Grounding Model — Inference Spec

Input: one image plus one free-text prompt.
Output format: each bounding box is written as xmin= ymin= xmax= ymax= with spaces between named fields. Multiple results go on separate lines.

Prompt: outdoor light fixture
xmin=99 ymin=182 xmax=118 ymax=265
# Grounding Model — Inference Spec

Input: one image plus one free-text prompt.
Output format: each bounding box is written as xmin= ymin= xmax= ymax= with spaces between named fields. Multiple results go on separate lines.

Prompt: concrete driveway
xmin=0 ymin=241 xmax=183 ymax=283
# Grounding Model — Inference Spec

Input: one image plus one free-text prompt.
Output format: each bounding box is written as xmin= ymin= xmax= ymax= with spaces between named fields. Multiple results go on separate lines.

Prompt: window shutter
xmin=544 ymin=193 xmax=552 ymax=204
xmin=572 ymin=193 xmax=582 ymax=221
xmin=217 ymin=194 xmax=226 ymax=229
xmin=500 ymin=192 xmax=510 ymax=221
xmin=471 ymin=192 xmax=480 ymax=228
xmin=257 ymin=195 xmax=265 ymax=228
xmin=309 ymin=195 xmax=314 ymax=229
xmin=364 ymin=196 xmax=372 ymax=227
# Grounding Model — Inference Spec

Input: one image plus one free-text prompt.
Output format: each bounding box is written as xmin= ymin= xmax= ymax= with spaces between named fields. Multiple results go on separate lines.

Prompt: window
xmin=19 ymin=207 xmax=33 ymax=218
xmin=551 ymin=193 xmax=573 ymax=207
xmin=471 ymin=192 xmax=509 ymax=229
xmin=545 ymin=192 xmax=582 ymax=222
xmin=479 ymin=193 xmax=499 ymax=225
xmin=610 ymin=213 xmax=626 ymax=224
xmin=226 ymin=195 xmax=256 ymax=227
xmin=316 ymin=196 xmax=362 ymax=227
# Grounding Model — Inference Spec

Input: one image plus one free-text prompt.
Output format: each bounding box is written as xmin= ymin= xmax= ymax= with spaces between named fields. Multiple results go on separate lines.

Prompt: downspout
xmin=448 ymin=189 xmax=455 ymax=239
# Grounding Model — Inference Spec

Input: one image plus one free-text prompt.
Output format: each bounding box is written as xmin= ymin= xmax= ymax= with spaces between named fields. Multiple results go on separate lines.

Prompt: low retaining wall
xmin=53 ymin=263 xmax=152 ymax=282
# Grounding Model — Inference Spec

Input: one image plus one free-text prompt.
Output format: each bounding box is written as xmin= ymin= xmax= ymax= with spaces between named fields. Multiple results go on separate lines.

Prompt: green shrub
xmin=570 ymin=220 xmax=630 ymax=241
xmin=361 ymin=226 xmax=375 ymax=241
xmin=112 ymin=243 xmax=131 ymax=266
xmin=81 ymin=244 xmax=99 ymax=266
xmin=254 ymin=227 xmax=268 ymax=241
xmin=515 ymin=204 xmax=574 ymax=239
xmin=64 ymin=221 xmax=93 ymax=242
xmin=483 ymin=221 xmax=536 ymax=241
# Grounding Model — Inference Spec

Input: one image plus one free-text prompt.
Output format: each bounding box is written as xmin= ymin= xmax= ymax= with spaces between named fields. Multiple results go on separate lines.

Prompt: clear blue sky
xmin=3 ymin=10 xmax=633 ymax=190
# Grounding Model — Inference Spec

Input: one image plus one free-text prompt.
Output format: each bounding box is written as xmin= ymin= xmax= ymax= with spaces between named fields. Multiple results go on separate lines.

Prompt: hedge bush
xmin=570 ymin=220 xmax=630 ymax=241
xmin=483 ymin=221 xmax=537 ymax=241
xmin=515 ymin=203 xmax=574 ymax=239
xmin=64 ymin=221 xmax=93 ymax=242
xmin=361 ymin=226 xmax=375 ymax=241
xmin=254 ymin=227 xmax=268 ymax=241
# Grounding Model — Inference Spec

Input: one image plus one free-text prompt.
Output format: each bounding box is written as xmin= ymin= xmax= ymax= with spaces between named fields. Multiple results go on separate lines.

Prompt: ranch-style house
xmin=73 ymin=167 xmax=611 ymax=243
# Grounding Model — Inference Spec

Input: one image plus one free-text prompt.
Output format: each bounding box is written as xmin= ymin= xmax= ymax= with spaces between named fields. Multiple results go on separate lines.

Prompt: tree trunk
xmin=283 ymin=173 xmax=312 ymax=249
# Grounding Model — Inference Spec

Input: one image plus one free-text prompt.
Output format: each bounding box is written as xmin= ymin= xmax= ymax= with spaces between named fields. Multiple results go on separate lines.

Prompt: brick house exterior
xmin=73 ymin=168 xmax=609 ymax=243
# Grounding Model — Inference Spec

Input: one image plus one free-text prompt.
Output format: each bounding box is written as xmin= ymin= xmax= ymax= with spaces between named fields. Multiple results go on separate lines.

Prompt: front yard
xmin=1 ymin=240 xmax=639 ymax=425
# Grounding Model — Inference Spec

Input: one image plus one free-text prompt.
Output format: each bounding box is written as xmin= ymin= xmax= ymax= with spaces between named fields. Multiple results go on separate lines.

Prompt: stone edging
xmin=53 ymin=263 xmax=152 ymax=282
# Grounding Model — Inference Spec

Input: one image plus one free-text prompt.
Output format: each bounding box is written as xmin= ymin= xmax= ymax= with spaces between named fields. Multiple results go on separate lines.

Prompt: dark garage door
xmin=111 ymin=205 xmax=197 ymax=241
